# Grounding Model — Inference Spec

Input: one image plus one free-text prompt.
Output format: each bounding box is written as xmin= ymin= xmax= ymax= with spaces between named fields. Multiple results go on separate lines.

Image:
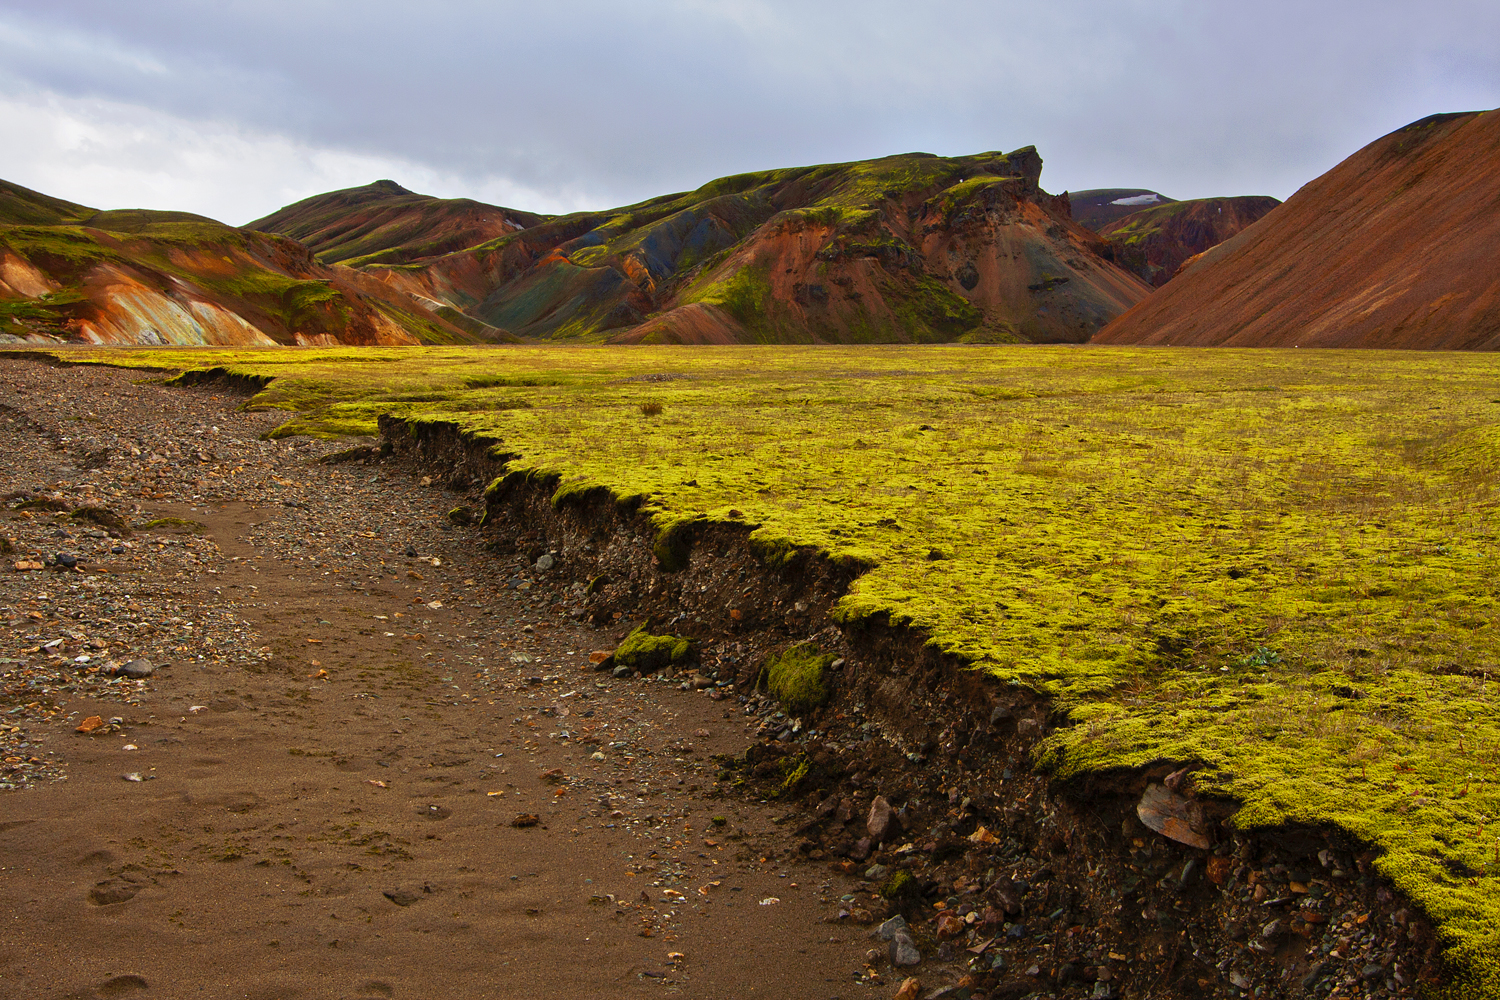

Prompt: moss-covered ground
xmin=42 ymin=343 xmax=1500 ymax=995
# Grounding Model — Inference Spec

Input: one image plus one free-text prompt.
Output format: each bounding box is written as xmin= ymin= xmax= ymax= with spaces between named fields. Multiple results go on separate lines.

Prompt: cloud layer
xmin=1 ymin=1 xmax=1497 ymax=224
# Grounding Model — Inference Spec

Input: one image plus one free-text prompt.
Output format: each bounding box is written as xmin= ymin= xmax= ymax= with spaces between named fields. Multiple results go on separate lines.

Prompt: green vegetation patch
xmin=761 ymin=643 xmax=835 ymax=715
xmin=45 ymin=343 xmax=1500 ymax=997
xmin=611 ymin=624 xmax=693 ymax=674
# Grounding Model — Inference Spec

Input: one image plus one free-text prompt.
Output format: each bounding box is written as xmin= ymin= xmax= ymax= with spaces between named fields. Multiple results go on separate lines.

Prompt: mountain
xmin=0 ymin=180 xmax=508 ymax=347
xmin=1095 ymin=110 xmax=1500 ymax=349
xmin=1069 ymin=189 xmax=1176 ymax=231
xmin=246 ymin=180 xmax=548 ymax=267
xmin=368 ymin=148 xmax=1152 ymax=345
xmin=1096 ymin=195 xmax=1281 ymax=286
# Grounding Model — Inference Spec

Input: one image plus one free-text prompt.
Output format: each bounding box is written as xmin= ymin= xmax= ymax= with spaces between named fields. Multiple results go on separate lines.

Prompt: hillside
xmin=1095 ymin=110 xmax=1500 ymax=348
xmin=1097 ymin=195 xmax=1281 ymax=286
xmin=246 ymin=180 xmax=548 ymax=267
xmin=0 ymin=187 xmax=509 ymax=347
xmin=1069 ymin=188 xmax=1175 ymax=231
xmin=369 ymin=148 xmax=1153 ymax=344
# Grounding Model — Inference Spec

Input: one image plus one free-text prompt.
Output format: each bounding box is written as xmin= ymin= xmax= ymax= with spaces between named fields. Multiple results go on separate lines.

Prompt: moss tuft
xmin=612 ymin=624 xmax=693 ymax=674
xmin=881 ymin=869 xmax=921 ymax=904
xmin=762 ymin=644 xmax=835 ymax=715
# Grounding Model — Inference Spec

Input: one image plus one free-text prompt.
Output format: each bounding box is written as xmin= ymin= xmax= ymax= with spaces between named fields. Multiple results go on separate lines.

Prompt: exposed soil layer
xmin=385 ymin=416 xmax=1452 ymax=999
xmin=1095 ymin=109 xmax=1500 ymax=349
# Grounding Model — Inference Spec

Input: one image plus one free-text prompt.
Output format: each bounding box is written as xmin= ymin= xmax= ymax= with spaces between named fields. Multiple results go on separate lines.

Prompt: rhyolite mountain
xmin=0 ymin=179 xmax=507 ymax=347
xmin=1095 ymin=109 xmax=1500 ymax=349
xmin=245 ymin=180 xmax=547 ymax=267
xmin=351 ymin=148 xmax=1152 ymax=344
xmin=1096 ymin=195 xmax=1281 ymax=286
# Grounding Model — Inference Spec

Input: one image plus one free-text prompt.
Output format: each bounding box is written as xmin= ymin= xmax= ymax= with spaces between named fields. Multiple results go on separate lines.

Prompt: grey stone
xmin=115 ymin=659 xmax=155 ymax=679
xmin=535 ymin=553 xmax=555 ymax=571
xmin=612 ymin=665 xmax=631 ymax=679
xmin=874 ymin=915 xmax=909 ymax=941
xmin=889 ymin=933 xmax=921 ymax=967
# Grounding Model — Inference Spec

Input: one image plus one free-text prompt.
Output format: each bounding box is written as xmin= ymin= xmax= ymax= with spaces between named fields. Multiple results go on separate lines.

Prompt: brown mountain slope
xmin=0 ymin=198 xmax=509 ymax=347
xmin=1095 ymin=111 xmax=1500 ymax=349
xmin=370 ymin=148 xmax=1152 ymax=345
xmin=246 ymin=180 xmax=548 ymax=267
xmin=1098 ymin=196 xmax=1280 ymax=287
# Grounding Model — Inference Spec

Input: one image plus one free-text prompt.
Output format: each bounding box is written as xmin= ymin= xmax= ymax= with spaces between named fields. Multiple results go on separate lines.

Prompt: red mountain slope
xmin=1095 ymin=110 xmax=1500 ymax=349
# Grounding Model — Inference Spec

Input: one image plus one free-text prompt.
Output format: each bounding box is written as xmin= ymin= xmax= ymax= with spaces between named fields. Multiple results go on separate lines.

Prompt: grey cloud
xmin=0 ymin=0 xmax=1496 ymax=221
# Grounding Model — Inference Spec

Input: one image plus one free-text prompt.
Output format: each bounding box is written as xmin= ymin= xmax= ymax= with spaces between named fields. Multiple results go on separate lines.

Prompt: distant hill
xmin=0 ymin=184 xmax=509 ymax=347
xmin=0 ymin=179 xmax=94 ymax=227
xmin=1095 ymin=110 xmax=1500 ymax=349
xmin=1097 ymin=196 xmax=1281 ymax=286
xmin=1069 ymin=189 xmax=1176 ymax=231
xmin=246 ymin=180 xmax=548 ymax=266
xmin=369 ymin=148 xmax=1152 ymax=345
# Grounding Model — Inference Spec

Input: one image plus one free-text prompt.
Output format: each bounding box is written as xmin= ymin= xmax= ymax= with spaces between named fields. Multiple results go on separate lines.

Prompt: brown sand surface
xmin=0 ymin=359 xmax=869 ymax=1000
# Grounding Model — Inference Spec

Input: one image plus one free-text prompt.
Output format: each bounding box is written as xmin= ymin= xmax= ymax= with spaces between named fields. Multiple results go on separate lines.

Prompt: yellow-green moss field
xmin=52 ymin=344 xmax=1500 ymax=992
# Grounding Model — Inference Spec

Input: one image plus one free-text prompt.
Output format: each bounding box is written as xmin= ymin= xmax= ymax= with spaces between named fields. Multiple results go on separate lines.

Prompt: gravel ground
xmin=0 ymin=358 xmax=874 ymax=1000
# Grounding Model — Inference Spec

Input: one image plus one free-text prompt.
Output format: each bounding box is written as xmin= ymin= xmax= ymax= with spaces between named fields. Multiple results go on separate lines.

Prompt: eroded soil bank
xmin=384 ymin=415 xmax=1450 ymax=1000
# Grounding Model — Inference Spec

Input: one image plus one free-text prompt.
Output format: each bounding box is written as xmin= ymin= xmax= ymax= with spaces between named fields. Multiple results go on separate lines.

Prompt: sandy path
xmin=0 ymin=359 xmax=869 ymax=1000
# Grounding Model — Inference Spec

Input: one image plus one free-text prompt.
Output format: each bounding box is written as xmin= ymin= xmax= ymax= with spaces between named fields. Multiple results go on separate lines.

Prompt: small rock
xmin=1298 ymin=963 xmax=1328 ymax=989
xmin=511 ymin=813 xmax=540 ymax=828
xmin=76 ymin=715 xmax=105 ymax=734
xmin=875 ymin=915 xmax=910 ymax=941
xmin=867 ymin=795 xmax=899 ymax=843
xmin=114 ymin=659 xmax=155 ymax=679
xmin=894 ymin=977 xmax=922 ymax=1000
xmin=55 ymin=552 xmax=78 ymax=568
xmin=404 ymin=545 xmax=418 ymax=557
xmin=612 ymin=665 xmax=631 ymax=679
xmin=535 ymin=553 xmax=555 ymax=571
xmin=1136 ymin=782 xmax=1211 ymax=849
xmin=865 ymin=864 xmax=890 ymax=881
xmin=889 ymin=933 xmax=921 ymax=967
xmin=383 ymin=888 xmax=422 ymax=907
xmin=935 ymin=911 xmax=966 ymax=939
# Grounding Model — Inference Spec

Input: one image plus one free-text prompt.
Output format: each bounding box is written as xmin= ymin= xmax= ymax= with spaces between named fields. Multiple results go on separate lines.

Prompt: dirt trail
xmin=0 ymin=359 xmax=868 ymax=1000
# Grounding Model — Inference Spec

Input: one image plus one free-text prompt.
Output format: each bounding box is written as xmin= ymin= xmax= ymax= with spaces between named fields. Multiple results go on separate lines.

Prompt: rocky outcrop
xmin=1097 ymin=196 xmax=1281 ymax=286
xmin=1095 ymin=109 xmax=1500 ymax=349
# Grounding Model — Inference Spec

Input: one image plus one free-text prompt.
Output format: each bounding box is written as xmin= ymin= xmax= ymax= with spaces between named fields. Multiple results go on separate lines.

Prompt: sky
xmin=0 ymin=1 xmax=1496 ymax=225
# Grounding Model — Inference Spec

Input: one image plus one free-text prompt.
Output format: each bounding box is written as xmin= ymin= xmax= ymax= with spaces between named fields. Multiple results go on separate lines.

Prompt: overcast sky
xmin=1 ymin=1 xmax=1496 ymax=225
